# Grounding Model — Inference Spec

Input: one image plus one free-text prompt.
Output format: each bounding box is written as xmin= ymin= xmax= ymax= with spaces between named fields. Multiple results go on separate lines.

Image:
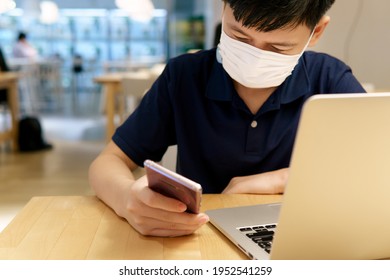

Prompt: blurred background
xmin=0 ymin=0 xmax=222 ymax=132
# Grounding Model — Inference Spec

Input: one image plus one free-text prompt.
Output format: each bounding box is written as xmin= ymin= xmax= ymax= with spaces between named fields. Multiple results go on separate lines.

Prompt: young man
xmin=89 ymin=0 xmax=365 ymax=237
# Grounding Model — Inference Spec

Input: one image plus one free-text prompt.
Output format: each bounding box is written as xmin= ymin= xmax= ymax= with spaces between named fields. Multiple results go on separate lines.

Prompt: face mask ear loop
xmin=302 ymin=27 xmax=316 ymax=54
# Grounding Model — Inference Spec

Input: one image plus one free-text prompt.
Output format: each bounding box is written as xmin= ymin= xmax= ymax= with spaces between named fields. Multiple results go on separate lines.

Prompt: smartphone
xmin=144 ymin=159 xmax=202 ymax=214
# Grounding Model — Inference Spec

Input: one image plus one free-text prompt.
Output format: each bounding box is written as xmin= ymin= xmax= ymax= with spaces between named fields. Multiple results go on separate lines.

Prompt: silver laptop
xmin=206 ymin=93 xmax=390 ymax=260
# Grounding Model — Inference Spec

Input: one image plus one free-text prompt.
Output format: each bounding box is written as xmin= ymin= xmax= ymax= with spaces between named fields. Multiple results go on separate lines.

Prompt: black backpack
xmin=18 ymin=116 xmax=53 ymax=152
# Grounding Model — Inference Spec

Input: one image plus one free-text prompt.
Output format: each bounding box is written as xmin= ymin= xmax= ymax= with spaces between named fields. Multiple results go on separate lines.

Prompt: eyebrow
xmin=229 ymin=24 xmax=298 ymax=48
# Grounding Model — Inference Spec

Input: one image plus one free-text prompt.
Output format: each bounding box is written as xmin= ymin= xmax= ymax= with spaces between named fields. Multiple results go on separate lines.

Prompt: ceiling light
xmin=40 ymin=1 xmax=59 ymax=24
xmin=115 ymin=0 xmax=155 ymax=22
xmin=0 ymin=0 xmax=16 ymax=14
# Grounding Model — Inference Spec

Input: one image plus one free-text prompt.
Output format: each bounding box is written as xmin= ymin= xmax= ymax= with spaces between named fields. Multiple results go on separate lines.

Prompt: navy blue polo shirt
xmin=113 ymin=49 xmax=365 ymax=193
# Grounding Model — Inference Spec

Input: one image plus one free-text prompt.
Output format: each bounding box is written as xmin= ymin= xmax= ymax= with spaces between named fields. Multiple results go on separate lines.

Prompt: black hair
xmin=222 ymin=0 xmax=335 ymax=31
xmin=17 ymin=32 xmax=27 ymax=41
xmin=213 ymin=22 xmax=222 ymax=47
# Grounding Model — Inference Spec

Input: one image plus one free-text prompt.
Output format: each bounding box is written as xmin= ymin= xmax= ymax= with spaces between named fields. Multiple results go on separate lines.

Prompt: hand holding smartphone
xmin=144 ymin=159 xmax=202 ymax=214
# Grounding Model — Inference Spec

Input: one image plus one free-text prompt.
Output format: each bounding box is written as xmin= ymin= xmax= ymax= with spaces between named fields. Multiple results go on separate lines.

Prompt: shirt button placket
xmin=245 ymin=118 xmax=261 ymax=154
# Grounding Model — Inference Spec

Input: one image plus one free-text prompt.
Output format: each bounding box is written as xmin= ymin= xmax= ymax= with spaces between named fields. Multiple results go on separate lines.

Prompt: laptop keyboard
xmin=238 ymin=224 xmax=277 ymax=254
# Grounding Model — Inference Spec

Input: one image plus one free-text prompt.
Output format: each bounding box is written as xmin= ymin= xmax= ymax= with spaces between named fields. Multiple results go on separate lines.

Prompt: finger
xmin=133 ymin=200 xmax=209 ymax=225
xmin=139 ymin=184 xmax=189 ymax=213
xmin=145 ymin=228 xmax=198 ymax=237
xmin=131 ymin=215 xmax=209 ymax=237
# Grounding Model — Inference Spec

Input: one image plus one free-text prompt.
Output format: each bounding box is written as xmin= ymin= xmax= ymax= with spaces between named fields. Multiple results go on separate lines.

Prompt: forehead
xmin=222 ymin=5 xmax=311 ymax=40
xmin=223 ymin=2 xmax=311 ymax=32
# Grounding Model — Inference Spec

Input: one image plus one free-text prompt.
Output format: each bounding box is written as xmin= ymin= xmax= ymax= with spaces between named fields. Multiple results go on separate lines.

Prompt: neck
xmin=234 ymin=81 xmax=276 ymax=115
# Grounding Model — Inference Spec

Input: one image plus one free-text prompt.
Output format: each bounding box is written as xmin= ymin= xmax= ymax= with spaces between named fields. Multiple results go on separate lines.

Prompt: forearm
xmin=89 ymin=144 xmax=209 ymax=237
xmin=88 ymin=145 xmax=137 ymax=217
xmin=223 ymin=168 xmax=289 ymax=194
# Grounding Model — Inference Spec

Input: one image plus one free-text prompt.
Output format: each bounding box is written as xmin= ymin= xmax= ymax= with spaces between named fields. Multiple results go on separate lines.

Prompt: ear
xmin=308 ymin=15 xmax=331 ymax=47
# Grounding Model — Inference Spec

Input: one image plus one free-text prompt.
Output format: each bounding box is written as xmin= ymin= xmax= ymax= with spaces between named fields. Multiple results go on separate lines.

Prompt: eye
xmin=234 ymin=36 xmax=250 ymax=43
xmin=229 ymin=31 xmax=250 ymax=43
xmin=270 ymin=45 xmax=293 ymax=54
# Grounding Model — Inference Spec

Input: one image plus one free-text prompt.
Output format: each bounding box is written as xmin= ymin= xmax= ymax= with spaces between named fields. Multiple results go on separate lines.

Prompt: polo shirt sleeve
xmin=328 ymin=60 xmax=366 ymax=93
xmin=304 ymin=52 xmax=366 ymax=94
xmin=112 ymin=63 xmax=177 ymax=167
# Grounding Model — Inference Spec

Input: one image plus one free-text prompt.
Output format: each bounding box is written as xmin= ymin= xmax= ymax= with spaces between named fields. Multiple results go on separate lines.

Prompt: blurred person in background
xmin=12 ymin=32 xmax=38 ymax=59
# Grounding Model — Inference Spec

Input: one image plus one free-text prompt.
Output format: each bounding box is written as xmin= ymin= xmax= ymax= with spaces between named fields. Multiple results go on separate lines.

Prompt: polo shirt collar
xmin=278 ymin=56 xmax=311 ymax=104
xmin=205 ymin=53 xmax=235 ymax=101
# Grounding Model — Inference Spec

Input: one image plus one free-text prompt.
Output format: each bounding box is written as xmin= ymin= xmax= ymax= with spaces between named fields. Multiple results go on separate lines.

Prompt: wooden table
xmin=0 ymin=72 xmax=19 ymax=151
xmin=0 ymin=194 xmax=282 ymax=260
xmin=94 ymin=73 xmax=124 ymax=143
xmin=94 ymin=70 xmax=161 ymax=143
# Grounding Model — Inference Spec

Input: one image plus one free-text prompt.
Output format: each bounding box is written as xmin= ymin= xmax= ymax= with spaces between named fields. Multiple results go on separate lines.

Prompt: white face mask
xmin=217 ymin=28 xmax=313 ymax=88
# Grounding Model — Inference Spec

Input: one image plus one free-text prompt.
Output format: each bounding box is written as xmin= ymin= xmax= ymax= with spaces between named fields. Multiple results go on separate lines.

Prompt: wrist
xmin=272 ymin=168 xmax=289 ymax=194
